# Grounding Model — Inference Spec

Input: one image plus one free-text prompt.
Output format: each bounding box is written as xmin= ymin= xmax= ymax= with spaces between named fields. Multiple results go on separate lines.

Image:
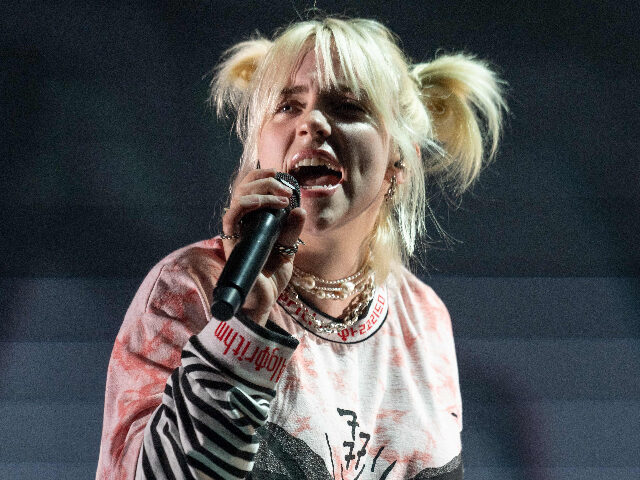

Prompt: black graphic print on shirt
xmin=250 ymin=421 xmax=462 ymax=480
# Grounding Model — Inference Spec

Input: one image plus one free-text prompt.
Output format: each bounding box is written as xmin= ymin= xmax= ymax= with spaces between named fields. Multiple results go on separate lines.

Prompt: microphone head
xmin=275 ymin=172 xmax=301 ymax=211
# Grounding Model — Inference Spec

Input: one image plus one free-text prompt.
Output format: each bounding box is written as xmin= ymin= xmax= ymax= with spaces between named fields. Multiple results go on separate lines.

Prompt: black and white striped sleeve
xmin=135 ymin=313 xmax=299 ymax=480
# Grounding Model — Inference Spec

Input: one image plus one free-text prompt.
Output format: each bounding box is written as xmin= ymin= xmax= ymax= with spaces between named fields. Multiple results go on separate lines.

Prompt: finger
xmin=235 ymin=176 xmax=293 ymax=198
xmin=236 ymin=193 xmax=292 ymax=210
xmin=223 ymin=194 xmax=291 ymax=232
xmin=240 ymin=168 xmax=279 ymax=183
xmin=258 ymin=210 xmax=304 ymax=285
xmin=254 ymin=208 xmax=305 ymax=282
xmin=276 ymin=207 xmax=307 ymax=253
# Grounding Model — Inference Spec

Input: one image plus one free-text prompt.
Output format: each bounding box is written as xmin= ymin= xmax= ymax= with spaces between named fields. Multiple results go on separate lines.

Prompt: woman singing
xmin=97 ymin=16 xmax=506 ymax=480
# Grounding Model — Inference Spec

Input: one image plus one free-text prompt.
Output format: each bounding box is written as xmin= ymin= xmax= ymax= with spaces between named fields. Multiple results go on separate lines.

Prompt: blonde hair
xmin=210 ymin=17 xmax=507 ymax=281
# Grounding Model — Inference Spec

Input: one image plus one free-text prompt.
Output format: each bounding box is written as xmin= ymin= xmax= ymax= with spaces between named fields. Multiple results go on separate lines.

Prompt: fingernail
xmin=278 ymin=196 xmax=290 ymax=203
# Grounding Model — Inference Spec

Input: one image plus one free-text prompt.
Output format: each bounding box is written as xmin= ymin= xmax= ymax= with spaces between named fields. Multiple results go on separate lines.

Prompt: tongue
xmin=294 ymin=165 xmax=342 ymax=187
xmin=300 ymin=173 xmax=341 ymax=187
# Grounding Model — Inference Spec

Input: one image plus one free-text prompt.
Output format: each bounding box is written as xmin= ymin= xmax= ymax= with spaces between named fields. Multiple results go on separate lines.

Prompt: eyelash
xmin=337 ymin=101 xmax=365 ymax=112
xmin=275 ymin=100 xmax=366 ymax=116
xmin=276 ymin=102 xmax=300 ymax=114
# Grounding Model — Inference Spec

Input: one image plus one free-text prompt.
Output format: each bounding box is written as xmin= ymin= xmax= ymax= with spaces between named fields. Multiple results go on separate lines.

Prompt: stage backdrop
xmin=1 ymin=1 xmax=638 ymax=479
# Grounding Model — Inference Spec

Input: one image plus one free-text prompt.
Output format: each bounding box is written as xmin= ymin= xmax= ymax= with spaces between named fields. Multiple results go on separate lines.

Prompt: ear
xmin=393 ymin=159 xmax=406 ymax=185
xmin=387 ymin=143 xmax=419 ymax=185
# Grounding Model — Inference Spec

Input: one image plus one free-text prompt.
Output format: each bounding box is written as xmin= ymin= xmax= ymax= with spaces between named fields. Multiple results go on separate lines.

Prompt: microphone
xmin=211 ymin=172 xmax=300 ymax=321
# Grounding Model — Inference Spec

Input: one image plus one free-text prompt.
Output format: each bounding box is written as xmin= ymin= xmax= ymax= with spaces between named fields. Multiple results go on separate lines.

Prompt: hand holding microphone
xmin=213 ymin=169 xmax=305 ymax=325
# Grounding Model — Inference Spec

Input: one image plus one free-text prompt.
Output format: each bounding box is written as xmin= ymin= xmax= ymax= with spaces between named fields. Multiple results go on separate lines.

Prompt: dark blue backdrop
xmin=1 ymin=1 xmax=638 ymax=479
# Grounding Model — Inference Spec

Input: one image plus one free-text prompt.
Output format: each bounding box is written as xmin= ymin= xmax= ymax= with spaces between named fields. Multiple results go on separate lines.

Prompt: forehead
xmin=282 ymin=49 xmax=359 ymax=97
xmin=290 ymin=50 xmax=334 ymax=84
xmin=294 ymin=50 xmax=319 ymax=79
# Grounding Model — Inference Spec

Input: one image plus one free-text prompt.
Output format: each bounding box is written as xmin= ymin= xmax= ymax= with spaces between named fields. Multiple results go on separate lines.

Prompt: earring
xmin=385 ymin=175 xmax=397 ymax=202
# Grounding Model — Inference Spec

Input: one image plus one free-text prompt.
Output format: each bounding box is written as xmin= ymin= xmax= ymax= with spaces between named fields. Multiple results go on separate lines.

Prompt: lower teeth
xmin=303 ymin=185 xmax=334 ymax=190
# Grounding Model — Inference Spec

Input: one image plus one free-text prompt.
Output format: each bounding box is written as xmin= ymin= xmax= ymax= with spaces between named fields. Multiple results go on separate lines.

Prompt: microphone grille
xmin=275 ymin=172 xmax=301 ymax=210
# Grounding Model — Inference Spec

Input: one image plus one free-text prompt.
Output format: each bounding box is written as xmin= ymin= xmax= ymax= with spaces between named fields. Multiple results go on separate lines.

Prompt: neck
xmin=290 ymin=194 xmax=385 ymax=318
xmin=291 ymin=226 xmax=375 ymax=319
xmin=294 ymin=229 xmax=369 ymax=279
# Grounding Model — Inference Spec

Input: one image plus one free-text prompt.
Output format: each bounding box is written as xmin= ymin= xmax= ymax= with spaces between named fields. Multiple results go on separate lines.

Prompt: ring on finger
xmin=274 ymin=243 xmax=298 ymax=256
xmin=220 ymin=232 xmax=240 ymax=240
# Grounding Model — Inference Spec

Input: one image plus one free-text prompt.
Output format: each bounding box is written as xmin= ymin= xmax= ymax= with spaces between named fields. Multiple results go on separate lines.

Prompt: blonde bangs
xmin=252 ymin=19 xmax=406 ymax=138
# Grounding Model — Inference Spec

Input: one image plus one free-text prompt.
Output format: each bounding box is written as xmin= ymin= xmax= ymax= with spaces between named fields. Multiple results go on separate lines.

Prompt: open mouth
xmin=289 ymin=158 xmax=343 ymax=190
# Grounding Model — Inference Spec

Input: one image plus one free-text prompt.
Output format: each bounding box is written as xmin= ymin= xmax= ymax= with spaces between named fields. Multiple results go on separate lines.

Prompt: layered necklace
xmin=285 ymin=261 xmax=376 ymax=334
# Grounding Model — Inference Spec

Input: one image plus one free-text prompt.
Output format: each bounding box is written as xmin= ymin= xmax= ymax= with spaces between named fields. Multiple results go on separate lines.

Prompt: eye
xmin=341 ymin=101 xmax=365 ymax=112
xmin=332 ymin=99 xmax=368 ymax=118
xmin=275 ymin=100 xmax=302 ymax=115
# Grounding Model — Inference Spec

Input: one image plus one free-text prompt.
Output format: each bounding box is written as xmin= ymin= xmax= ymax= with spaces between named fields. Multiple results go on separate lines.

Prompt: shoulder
xmin=147 ymin=235 xmax=224 ymax=278
xmin=385 ymin=266 xmax=453 ymax=337
xmin=145 ymin=236 xmax=226 ymax=305
xmin=121 ymin=237 xmax=226 ymax=334
xmin=153 ymin=237 xmax=226 ymax=276
xmin=389 ymin=265 xmax=450 ymax=313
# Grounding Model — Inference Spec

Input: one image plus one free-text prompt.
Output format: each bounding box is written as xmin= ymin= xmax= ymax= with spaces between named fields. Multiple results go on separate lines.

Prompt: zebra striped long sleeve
xmin=135 ymin=315 xmax=299 ymax=480
xmin=96 ymin=240 xmax=299 ymax=480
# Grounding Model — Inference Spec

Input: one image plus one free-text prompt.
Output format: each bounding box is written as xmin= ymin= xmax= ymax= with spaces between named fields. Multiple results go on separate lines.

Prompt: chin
xmin=300 ymin=209 xmax=341 ymax=236
xmin=301 ymin=218 xmax=333 ymax=236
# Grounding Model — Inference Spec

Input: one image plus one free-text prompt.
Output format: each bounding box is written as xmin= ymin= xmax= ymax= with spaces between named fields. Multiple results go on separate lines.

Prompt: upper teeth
xmin=292 ymin=157 xmax=339 ymax=171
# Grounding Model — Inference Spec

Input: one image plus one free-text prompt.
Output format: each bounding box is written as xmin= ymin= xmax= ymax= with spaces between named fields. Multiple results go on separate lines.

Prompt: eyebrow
xmin=280 ymin=85 xmax=308 ymax=96
xmin=279 ymin=84 xmax=358 ymax=97
xmin=334 ymin=84 xmax=355 ymax=94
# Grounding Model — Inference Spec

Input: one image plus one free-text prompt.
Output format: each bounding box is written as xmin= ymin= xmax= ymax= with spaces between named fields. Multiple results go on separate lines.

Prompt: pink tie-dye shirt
xmin=96 ymin=237 xmax=463 ymax=479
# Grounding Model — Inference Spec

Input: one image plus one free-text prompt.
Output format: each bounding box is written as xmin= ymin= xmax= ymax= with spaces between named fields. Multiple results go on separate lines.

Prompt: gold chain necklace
xmin=284 ymin=272 xmax=376 ymax=334
xmin=291 ymin=263 xmax=370 ymax=300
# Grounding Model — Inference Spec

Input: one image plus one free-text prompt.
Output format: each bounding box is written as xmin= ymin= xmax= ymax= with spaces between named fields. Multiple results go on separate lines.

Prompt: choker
xmin=291 ymin=263 xmax=371 ymax=300
xmin=284 ymin=272 xmax=376 ymax=334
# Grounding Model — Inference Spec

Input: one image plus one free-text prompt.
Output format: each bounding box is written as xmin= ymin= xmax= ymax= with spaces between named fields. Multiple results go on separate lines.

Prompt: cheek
xmin=354 ymin=129 xmax=391 ymax=177
xmin=257 ymin=126 xmax=287 ymax=169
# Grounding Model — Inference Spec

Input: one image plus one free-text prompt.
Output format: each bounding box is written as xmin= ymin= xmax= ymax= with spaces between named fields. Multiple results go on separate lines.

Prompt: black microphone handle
xmin=211 ymin=172 xmax=300 ymax=321
xmin=211 ymin=207 xmax=288 ymax=321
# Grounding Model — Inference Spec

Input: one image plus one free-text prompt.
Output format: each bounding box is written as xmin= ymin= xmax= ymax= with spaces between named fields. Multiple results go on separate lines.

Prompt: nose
xmin=296 ymin=108 xmax=331 ymax=141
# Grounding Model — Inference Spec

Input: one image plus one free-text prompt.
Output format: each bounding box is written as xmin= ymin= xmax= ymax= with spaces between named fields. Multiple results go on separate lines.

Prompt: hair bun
xmin=210 ymin=38 xmax=272 ymax=116
xmin=412 ymin=53 xmax=507 ymax=192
